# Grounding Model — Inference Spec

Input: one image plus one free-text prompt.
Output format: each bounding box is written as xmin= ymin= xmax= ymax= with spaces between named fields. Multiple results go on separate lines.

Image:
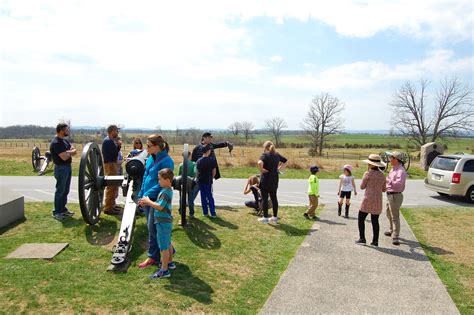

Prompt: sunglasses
xmin=147 ymin=144 xmax=156 ymax=148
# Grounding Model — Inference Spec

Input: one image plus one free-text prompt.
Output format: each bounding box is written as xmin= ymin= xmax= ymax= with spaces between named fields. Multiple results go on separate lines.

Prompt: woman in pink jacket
xmin=356 ymin=154 xmax=387 ymax=247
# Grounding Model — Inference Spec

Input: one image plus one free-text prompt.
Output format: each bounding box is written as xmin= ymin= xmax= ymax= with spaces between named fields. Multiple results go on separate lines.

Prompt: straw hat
xmin=362 ymin=154 xmax=386 ymax=167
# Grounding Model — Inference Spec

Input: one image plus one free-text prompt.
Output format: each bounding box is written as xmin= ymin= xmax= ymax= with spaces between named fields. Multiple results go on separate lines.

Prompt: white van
xmin=424 ymin=154 xmax=474 ymax=203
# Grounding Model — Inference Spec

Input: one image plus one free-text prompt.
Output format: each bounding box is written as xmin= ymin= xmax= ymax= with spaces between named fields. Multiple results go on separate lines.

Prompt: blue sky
xmin=0 ymin=0 xmax=472 ymax=131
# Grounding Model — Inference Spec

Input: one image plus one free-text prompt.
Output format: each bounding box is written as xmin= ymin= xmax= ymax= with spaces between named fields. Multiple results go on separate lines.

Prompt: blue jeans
xmin=144 ymin=206 xmax=161 ymax=261
xmin=188 ymin=185 xmax=200 ymax=216
xmin=53 ymin=164 xmax=72 ymax=215
xmin=199 ymin=183 xmax=215 ymax=216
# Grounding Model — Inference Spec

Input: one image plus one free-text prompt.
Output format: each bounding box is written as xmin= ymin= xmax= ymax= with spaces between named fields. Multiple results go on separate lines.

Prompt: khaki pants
xmin=386 ymin=193 xmax=404 ymax=238
xmin=307 ymin=195 xmax=319 ymax=217
xmin=104 ymin=162 xmax=118 ymax=211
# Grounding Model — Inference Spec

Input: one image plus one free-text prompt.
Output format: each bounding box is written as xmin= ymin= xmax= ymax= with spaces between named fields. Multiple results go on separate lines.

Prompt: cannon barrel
xmin=125 ymin=150 xmax=147 ymax=180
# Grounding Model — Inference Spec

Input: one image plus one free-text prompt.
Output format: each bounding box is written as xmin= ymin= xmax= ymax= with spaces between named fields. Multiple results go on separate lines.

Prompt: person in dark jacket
xmin=191 ymin=132 xmax=231 ymax=180
xmin=257 ymin=141 xmax=288 ymax=224
xmin=50 ymin=123 xmax=77 ymax=221
xmin=102 ymin=124 xmax=121 ymax=215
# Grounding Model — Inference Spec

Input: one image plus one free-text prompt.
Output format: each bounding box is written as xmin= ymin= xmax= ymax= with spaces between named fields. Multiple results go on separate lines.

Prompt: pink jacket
xmin=360 ymin=169 xmax=387 ymax=214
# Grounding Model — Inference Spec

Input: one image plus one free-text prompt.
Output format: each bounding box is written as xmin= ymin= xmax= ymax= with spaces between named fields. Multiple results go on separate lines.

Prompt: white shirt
xmin=339 ymin=175 xmax=354 ymax=192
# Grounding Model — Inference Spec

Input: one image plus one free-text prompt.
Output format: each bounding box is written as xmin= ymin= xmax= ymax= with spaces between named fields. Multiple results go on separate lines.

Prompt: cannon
xmin=31 ymin=146 xmax=52 ymax=175
xmin=379 ymin=151 xmax=411 ymax=172
xmin=77 ymin=142 xmax=191 ymax=272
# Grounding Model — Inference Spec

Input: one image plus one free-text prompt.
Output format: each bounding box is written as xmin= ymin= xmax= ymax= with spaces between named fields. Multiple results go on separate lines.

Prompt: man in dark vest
xmin=191 ymin=132 xmax=231 ymax=180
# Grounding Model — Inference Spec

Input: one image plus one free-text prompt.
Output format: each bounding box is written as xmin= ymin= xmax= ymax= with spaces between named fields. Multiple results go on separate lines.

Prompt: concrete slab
xmin=6 ymin=243 xmax=69 ymax=259
xmin=0 ymin=185 xmax=25 ymax=228
xmin=260 ymin=206 xmax=459 ymax=314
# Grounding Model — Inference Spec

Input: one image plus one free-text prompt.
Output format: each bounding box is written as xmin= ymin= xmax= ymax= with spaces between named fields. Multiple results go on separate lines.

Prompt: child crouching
xmin=139 ymin=168 xmax=176 ymax=279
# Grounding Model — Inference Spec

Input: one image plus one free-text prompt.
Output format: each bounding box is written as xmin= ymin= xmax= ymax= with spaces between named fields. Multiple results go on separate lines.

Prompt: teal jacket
xmin=138 ymin=151 xmax=174 ymax=200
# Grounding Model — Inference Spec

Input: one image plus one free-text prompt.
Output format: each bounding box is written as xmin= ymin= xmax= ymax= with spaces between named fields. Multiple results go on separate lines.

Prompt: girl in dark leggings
xmin=356 ymin=154 xmax=387 ymax=246
xmin=257 ymin=141 xmax=287 ymax=224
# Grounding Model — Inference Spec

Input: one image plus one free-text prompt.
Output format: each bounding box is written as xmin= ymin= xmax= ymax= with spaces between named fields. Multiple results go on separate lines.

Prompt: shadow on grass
xmin=61 ymin=216 xmax=85 ymax=228
xmin=268 ymin=223 xmax=316 ymax=237
xmin=184 ymin=218 xmax=221 ymax=250
xmin=84 ymin=217 xmax=118 ymax=246
xmin=209 ymin=216 xmax=238 ymax=230
xmin=400 ymin=238 xmax=454 ymax=256
xmin=0 ymin=217 xmax=26 ymax=235
xmin=216 ymin=206 xmax=239 ymax=212
xmin=164 ymin=263 xmax=214 ymax=304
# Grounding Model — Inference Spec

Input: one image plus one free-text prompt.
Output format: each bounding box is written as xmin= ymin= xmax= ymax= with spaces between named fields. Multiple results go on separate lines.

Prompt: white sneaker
xmin=258 ymin=217 xmax=269 ymax=223
xmin=269 ymin=216 xmax=278 ymax=223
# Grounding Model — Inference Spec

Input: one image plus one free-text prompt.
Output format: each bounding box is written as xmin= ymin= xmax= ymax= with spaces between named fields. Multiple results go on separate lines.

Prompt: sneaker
xmin=312 ymin=216 xmax=319 ymax=221
xmin=303 ymin=213 xmax=309 ymax=219
xmin=167 ymin=262 xmax=176 ymax=270
xmin=52 ymin=212 xmax=65 ymax=221
xmin=104 ymin=208 xmax=121 ymax=215
xmin=355 ymin=238 xmax=366 ymax=244
xmin=370 ymin=242 xmax=379 ymax=247
xmin=392 ymin=238 xmax=400 ymax=246
xmin=269 ymin=216 xmax=278 ymax=223
xmin=149 ymin=269 xmax=171 ymax=279
xmin=138 ymin=258 xmax=157 ymax=269
xmin=210 ymin=215 xmax=217 ymax=218
xmin=258 ymin=217 xmax=269 ymax=223
xmin=384 ymin=231 xmax=392 ymax=237
xmin=62 ymin=209 xmax=74 ymax=217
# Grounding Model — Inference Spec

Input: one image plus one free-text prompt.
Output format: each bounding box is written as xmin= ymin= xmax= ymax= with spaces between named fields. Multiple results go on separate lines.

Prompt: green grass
xmin=0 ymin=159 xmax=427 ymax=179
xmin=0 ymin=159 xmax=79 ymax=176
xmin=0 ymin=203 xmax=314 ymax=313
xmin=402 ymin=207 xmax=474 ymax=315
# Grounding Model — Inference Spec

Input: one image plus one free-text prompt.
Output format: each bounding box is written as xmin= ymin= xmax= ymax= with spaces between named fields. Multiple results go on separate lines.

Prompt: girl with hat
xmin=356 ymin=154 xmax=387 ymax=247
xmin=337 ymin=164 xmax=357 ymax=218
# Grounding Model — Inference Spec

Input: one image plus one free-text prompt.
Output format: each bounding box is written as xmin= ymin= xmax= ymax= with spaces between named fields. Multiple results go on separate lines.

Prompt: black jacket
xmin=191 ymin=141 xmax=228 ymax=179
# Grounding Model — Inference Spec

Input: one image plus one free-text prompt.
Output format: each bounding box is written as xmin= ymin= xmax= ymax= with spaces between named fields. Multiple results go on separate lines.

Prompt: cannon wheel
xmin=180 ymin=143 xmax=188 ymax=226
xmin=32 ymin=146 xmax=41 ymax=172
xmin=78 ymin=142 xmax=105 ymax=225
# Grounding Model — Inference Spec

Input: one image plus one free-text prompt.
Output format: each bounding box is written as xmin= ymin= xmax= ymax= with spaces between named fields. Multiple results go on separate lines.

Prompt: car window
xmin=463 ymin=160 xmax=474 ymax=172
xmin=430 ymin=157 xmax=460 ymax=171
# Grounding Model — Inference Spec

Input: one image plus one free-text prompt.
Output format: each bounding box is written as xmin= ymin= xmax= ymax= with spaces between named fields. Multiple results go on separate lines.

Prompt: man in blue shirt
xmin=50 ymin=123 xmax=77 ymax=221
xmin=196 ymin=145 xmax=218 ymax=217
xmin=102 ymin=124 xmax=121 ymax=215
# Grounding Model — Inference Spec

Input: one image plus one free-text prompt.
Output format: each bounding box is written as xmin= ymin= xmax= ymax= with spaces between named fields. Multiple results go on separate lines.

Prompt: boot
xmin=337 ymin=203 xmax=342 ymax=216
xmin=344 ymin=204 xmax=350 ymax=218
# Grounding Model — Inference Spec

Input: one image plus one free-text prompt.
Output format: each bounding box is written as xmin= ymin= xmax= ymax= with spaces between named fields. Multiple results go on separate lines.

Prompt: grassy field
xmin=0 ymin=142 xmax=428 ymax=179
xmin=0 ymin=203 xmax=315 ymax=313
xmin=402 ymin=206 xmax=474 ymax=315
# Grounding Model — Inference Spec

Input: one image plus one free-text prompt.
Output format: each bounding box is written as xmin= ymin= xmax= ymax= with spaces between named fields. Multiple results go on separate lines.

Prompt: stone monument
xmin=420 ymin=142 xmax=445 ymax=171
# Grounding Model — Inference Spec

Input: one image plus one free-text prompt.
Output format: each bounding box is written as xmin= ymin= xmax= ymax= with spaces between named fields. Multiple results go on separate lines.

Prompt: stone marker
xmin=6 ymin=243 xmax=69 ymax=259
xmin=420 ymin=142 xmax=445 ymax=171
xmin=0 ymin=186 xmax=25 ymax=228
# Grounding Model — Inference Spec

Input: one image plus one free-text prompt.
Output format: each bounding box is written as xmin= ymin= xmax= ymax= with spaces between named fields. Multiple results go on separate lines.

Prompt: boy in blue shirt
xmin=139 ymin=168 xmax=175 ymax=279
xmin=196 ymin=145 xmax=217 ymax=217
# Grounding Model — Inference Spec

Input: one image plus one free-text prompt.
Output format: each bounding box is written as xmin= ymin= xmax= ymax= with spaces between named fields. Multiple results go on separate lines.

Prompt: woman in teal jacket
xmin=137 ymin=134 xmax=174 ymax=268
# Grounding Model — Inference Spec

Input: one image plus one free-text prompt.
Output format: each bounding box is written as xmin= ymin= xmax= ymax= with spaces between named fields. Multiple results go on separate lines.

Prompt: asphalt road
xmin=0 ymin=176 xmax=470 ymax=208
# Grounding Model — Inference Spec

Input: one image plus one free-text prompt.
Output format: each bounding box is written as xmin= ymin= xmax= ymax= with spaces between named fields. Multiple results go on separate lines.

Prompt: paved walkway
xmin=260 ymin=206 xmax=459 ymax=314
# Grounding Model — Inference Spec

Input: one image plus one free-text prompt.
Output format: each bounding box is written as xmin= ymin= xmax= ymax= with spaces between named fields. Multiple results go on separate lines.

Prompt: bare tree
xmin=302 ymin=93 xmax=344 ymax=156
xmin=240 ymin=121 xmax=254 ymax=142
xmin=228 ymin=122 xmax=242 ymax=136
xmin=391 ymin=77 xmax=473 ymax=146
xmin=265 ymin=117 xmax=287 ymax=147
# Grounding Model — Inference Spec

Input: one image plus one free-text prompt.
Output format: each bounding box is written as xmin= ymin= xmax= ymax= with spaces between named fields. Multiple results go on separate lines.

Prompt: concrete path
xmin=260 ymin=206 xmax=459 ymax=314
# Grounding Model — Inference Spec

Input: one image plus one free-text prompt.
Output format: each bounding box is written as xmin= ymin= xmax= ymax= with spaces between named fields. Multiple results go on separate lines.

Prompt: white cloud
xmin=270 ymin=55 xmax=283 ymax=63
xmin=273 ymin=50 xmax=473 ymax=91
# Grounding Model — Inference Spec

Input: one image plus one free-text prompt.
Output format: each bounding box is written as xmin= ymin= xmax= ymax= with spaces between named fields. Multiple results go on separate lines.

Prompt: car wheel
xmin=437 ymin=192 xmax=448 ymax=197
xmin=466 ymin=186 xmax=474 ymax=204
